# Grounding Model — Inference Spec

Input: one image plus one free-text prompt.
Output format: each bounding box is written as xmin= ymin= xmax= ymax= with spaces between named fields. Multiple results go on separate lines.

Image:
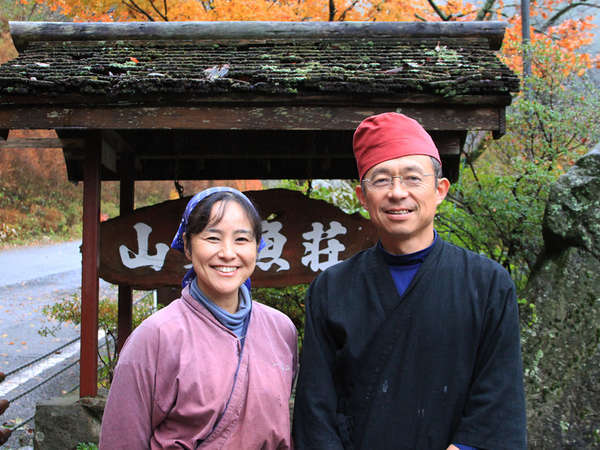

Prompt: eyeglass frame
xmin=361 ymin=173 xmax=436 ymax=190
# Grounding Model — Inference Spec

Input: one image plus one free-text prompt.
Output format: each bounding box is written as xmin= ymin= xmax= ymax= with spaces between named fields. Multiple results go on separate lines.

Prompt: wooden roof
xmin=0 ymin=21 xmax=519 ymax=182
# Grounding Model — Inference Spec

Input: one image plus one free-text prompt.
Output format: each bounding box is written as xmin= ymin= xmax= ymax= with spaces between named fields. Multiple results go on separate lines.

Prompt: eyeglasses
xmin=362 ymin=174 xmax=434 ymax=190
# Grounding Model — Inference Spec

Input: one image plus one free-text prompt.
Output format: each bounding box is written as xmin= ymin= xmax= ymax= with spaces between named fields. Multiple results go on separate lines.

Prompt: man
xmin=293 ymin=112 xmax=526 ymax=450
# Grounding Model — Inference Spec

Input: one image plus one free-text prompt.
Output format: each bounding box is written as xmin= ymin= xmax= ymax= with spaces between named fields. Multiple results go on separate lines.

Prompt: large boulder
xmin=523 ymin=149 xmax=600 ymax=448
xmin=34 ymin=390 xmax=107 ymax=450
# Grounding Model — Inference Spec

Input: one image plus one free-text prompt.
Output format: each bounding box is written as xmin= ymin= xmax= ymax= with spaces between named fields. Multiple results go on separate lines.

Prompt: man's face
xmin=356 ymin=154 xmax=449 ymax=254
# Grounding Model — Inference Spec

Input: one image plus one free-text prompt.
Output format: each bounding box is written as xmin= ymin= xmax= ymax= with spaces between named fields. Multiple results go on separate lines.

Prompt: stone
xmin=34 ymin=390 xmax=107 ymax=450
xmin=543 ymin=148 xmax=600 ymax=259
xmin=523 ymin=149 xmax=600 ymax=448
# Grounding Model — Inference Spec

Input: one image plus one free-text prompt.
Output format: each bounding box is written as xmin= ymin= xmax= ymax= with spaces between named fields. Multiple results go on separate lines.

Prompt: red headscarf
xmin=353 ymin=112 xmax=441 ymax=180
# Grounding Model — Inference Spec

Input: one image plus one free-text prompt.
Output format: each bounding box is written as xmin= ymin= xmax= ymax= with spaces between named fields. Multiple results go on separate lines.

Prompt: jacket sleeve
xmin=452 ymin=271 xmax=527 ymax=450
xmin=99 ymin=323 xmax=165 ymax=450
xmin=293 ymin=278 xmax=345 ymax=450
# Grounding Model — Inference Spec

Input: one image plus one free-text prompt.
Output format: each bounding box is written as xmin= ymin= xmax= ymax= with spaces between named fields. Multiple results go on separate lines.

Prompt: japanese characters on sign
xmin=99 ymin=189 xmax=377 ymax=289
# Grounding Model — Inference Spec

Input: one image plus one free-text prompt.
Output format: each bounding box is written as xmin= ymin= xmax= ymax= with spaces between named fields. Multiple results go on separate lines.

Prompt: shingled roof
xmin=0 ymin=21 xmax=519 ymax=182
xmin=1 ymin=21 xmax=518 ymax=104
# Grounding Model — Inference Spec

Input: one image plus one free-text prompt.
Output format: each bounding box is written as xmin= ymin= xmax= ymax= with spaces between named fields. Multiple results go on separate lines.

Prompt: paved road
xmin=0 ymin=241 xmax=82 ymax=287
xmin=0 ymin=241 xmax=116 ymax=449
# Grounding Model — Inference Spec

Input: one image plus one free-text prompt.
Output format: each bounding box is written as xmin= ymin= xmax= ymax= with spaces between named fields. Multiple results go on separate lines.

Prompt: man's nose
xmin=388 ymin=177 xmax=409 ymax=197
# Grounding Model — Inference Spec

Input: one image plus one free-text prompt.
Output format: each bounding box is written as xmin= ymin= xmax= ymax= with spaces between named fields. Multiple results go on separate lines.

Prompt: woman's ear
xmin=183 ymin=233 xmax=192 ymax=260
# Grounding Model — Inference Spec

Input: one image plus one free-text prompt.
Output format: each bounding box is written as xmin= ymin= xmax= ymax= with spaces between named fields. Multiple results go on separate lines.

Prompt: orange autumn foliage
xmin=34 ymin=0 xmax=428 ymax=23
xmin=413 ymin=0 xmax=598 ymax=77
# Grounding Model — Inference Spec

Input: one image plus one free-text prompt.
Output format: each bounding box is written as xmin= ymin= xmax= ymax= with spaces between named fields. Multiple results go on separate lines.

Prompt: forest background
xmin=1 ymin=0 xmax=600 ymax=382
xmin=1 ymin=0 xmax=600 ymax=281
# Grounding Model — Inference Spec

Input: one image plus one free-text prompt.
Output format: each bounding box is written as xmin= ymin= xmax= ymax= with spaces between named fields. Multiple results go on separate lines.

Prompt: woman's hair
xmin=184 ymin=191 xmax=262 ymax=250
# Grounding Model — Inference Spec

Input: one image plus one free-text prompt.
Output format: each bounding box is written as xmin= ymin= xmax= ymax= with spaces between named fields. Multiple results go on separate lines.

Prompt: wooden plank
xmin=80 ymin=134 xmax=101 ymax=398
xmin=0 ymin=94 xmax=515 ymax=107
xmin=99 ymin=189 xmax=378 ymax=289
xmin=0 ymin=137 xmax=82 ymax=149
xmin=0 ymin=105 xmax=505 ymax=131
xmin=10 ymin=21 xmax=507 ymax=51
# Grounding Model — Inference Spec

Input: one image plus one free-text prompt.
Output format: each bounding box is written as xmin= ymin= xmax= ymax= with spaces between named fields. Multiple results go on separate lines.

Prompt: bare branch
xmin=338 ymin=0 xmax=361 ymax=21
xmin=329 ymin=0 xmax=336 ymax=21
xmin=27 ymin=3 xmax=38 ymax=21
xmin=541 ymin=2 xmax=600 ymax=31
xmin=147 ymin=0 xmax=169 ymax=21
xmin=122 ymin=0 xmax=156 ymax=21
xmin=427 ymin=0 xmax=450 ymax=21
xmin=476 ymin=0 xmax=497 ymax=20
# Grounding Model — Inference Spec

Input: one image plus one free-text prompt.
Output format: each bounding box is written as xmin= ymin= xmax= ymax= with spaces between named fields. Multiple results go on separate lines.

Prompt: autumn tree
xmin=33 ymin=0 xmax=425 ymax=22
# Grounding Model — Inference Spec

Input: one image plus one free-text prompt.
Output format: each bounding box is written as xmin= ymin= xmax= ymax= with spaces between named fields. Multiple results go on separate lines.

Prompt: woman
xmin=100 ymin=187 xmax=298 ymax=449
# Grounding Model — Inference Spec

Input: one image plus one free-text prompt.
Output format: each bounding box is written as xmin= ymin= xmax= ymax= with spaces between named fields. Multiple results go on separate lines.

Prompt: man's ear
xmin=183 ymin=233 xmax=192 ymax=260
xmin=356 ymin=183 xmax=367 ymax=209
xmin=436 ymin=178 xmax=450 ymax=206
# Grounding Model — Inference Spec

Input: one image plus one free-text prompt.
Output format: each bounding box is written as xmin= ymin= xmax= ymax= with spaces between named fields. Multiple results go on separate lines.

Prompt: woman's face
xmin=184 ymin=200 xmax=258 ymax=311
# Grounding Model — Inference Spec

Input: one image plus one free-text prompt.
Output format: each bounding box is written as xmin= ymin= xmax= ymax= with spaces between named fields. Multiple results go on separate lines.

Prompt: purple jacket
xmin=100 ymin=287 xmax=298 ymax=449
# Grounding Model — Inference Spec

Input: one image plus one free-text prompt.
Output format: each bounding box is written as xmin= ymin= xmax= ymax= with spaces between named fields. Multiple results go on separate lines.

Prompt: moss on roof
xmin=0 ymin=37 xmax=519 ymax=103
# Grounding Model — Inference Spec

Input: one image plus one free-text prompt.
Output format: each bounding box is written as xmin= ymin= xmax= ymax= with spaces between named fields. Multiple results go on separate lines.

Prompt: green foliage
xmin=436 ymin=43 xmax=600 ymax=290
xmin=277 ymin=179 xmax=366 ymax=216
xmin=39 ymin=292 xmax=157 ymax=387
xmin=255 ymin=285 xmax=307 ymax=347
xmin=76 ymin=443 xmax=98 ymax=450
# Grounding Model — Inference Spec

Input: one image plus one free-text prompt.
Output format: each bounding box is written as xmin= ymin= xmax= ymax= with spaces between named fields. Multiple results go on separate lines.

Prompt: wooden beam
xmin=430 ymin=131 xmax=465 ymax=156
xmin=117 ymin=151 xmax=135 ymax=353
xmin=80 ymin=134 xmax=101 ymax=398
xmin=101 ymin=136 xmax=118 ymax=175
xmin=0 ymin=105 xmax=506 ymax=132
xmin=10 ymin=20 xmax=507 ymax=51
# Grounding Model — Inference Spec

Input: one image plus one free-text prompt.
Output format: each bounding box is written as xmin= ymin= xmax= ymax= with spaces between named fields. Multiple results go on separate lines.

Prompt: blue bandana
xmin=171 ymin=186 xmax=265 ymax=287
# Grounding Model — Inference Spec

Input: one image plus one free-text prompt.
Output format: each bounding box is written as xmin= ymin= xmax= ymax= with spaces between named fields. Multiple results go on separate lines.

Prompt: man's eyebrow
xmin=368 ymin=167 xmax=391 ymax=177
xmin=369 ymin=165 xmax=425 ymax=177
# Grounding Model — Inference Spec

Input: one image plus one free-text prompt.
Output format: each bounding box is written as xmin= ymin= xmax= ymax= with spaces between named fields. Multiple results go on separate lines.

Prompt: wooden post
xmin=80 ymin=134 xmax=101 ymax=398
xmin=117 ymin=152 xmax=135 ymax=352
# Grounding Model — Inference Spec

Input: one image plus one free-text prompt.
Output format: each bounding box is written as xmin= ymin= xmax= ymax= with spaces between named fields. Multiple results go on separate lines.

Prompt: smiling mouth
xmin=214 ymin=266 xmax=237 ymax=273
xmin=386 ymin=209 xmax=412 ymax=215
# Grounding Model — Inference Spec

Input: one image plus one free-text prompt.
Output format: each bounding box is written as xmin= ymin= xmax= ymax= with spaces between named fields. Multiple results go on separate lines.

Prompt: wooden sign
xmin=99 ymin=188 xmax=377 ymax=289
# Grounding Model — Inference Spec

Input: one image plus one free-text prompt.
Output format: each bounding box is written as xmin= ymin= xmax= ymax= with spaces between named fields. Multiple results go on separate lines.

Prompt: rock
xmin=523 ymin=149 xmax=600 ymax=448
xmin=543 ymin=148 xmax=600 ymax=258
xmin=34 ymin=390 xmax=107 ymax=450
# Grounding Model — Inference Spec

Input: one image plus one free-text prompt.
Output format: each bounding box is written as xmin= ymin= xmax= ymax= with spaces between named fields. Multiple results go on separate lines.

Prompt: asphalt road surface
xmin=0 ymin=241 xmax=116 ymax=449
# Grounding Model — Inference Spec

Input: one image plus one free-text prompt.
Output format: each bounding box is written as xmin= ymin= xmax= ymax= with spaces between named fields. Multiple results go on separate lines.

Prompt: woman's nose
xmin=218 ymin=241 xmax=235 ymax=258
